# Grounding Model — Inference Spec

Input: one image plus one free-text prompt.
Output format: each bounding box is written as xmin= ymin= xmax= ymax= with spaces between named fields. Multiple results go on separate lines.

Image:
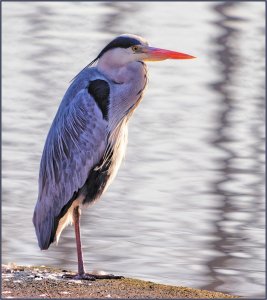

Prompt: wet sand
xmin=2 ymin=264 xmax=239 ymax=299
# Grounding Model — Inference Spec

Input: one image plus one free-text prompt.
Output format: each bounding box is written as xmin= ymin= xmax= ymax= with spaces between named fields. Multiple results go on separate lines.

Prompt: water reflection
xmin=99 ymin=2 xmax=141 ymax=35
xmin=203 ymin=2 xmax=265 ymax=296
xmin=2 ymin=2 xmax=265 ymax=298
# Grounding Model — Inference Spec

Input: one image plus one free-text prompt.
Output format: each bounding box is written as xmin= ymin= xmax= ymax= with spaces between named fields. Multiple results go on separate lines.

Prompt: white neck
xmin=96 ymin=48 xmax=137 ymax=83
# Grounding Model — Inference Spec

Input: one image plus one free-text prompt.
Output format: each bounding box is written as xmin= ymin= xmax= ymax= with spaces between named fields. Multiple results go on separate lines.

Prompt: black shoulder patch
xmin=88 ymin=80 xmax=110 ymax=120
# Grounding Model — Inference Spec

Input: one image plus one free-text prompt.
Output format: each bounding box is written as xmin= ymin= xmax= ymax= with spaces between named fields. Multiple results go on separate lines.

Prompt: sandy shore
xmin=2 ymin=264 xmax=239 ymax=299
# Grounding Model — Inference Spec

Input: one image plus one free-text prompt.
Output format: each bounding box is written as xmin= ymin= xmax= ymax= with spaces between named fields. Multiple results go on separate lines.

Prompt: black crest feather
xmin=71 ymin=35 xmax=143 ymax=82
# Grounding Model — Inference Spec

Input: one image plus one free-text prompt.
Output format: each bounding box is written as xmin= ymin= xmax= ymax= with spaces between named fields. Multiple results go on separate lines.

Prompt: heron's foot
xmin=88 ymin=273 xmax=124 ymax=280
xmin=62 ymin=273 xmax=123 ymax=280
xmin=62 ymin=273 xmax=96 ymax=280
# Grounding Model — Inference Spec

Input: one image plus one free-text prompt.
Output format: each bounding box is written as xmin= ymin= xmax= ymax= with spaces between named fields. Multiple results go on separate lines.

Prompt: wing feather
xmin=33 ymin=84 xmax=108 ymax=250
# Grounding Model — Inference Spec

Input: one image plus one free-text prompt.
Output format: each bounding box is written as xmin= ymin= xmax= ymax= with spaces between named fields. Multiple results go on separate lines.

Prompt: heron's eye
xmin=132 ymin=46 xmax=139 ymax=52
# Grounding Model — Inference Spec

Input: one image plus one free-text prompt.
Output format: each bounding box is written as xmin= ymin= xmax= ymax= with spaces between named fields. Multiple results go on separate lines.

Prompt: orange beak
xmin=143 ymin=46 xmax=196 ymax=61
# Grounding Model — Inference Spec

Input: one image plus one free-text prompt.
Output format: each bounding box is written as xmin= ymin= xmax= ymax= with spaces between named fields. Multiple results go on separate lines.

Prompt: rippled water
xmin=2 ymin=2 xmax=265 ymax=298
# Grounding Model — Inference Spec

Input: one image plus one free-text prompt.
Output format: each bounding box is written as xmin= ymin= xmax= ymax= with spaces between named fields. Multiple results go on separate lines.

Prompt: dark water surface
xmin=2 ymin=2 xmax=265 ymax=298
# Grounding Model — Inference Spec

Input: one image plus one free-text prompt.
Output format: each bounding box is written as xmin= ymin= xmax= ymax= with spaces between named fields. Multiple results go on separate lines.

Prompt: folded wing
xmin=33 ymin=84 xmax=108 ymax=250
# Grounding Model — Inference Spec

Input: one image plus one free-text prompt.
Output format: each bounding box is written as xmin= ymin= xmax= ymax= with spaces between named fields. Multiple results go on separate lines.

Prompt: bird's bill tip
xmin=143 ymin=46 xmax=196 ymax=61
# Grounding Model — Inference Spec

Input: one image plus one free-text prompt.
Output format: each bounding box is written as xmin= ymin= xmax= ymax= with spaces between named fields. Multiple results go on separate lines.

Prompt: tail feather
xmin=33 ymin=202 xmax=55 ymax=250
xmin=33 ymin=195 xmax=77 ymax=250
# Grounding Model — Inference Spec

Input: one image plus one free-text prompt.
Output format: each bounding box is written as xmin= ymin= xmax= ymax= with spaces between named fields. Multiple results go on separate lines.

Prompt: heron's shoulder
xmin=60 ymin=67 xmax=107 ymax=105
xmin=74 ymin=67 xmax=104 ymax=81
xmin=70 ymin=67 xmax=106 ymax=90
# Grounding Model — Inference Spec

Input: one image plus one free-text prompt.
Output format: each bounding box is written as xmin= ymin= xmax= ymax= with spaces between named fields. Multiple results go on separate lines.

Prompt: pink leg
xmin=73 ymin=206 xmax=85 ymax=276
xmin=62 ymin=206 xmax=123 ymax=280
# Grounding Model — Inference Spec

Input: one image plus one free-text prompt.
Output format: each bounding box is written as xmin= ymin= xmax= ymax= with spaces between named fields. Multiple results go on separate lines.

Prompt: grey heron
xmin=33 ymin=34 xmax=195 ymax=280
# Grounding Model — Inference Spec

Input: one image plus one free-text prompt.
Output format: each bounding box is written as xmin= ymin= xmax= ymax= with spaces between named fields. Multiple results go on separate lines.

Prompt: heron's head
xmin=94 ymin=34 xmax=195 ymax=68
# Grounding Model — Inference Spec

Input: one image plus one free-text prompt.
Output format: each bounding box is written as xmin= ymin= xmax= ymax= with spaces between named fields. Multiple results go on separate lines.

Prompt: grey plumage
xmin=33 ymin=63 xmax=147 ymax=250
xmin=32 ymin=34 xmax=194 ymax=278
